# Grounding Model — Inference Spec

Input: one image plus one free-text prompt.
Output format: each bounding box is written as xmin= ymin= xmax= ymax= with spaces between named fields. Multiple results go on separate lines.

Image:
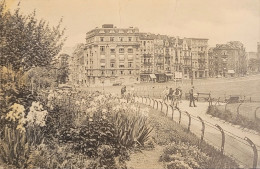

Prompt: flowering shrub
xmin=5 ymin=103 xmax=26 ymax=133
xmin=26 ymin=101 xmax=48 ymax=127
xmin=160 ymin=142 xmax=211 ymax=169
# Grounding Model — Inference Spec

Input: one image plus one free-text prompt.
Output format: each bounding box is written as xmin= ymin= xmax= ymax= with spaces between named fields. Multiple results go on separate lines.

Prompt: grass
xmin=206 ymin=105 xmax=260 ymax=133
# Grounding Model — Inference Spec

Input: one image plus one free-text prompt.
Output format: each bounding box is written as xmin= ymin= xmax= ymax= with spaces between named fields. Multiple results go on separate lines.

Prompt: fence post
xmin=170 ymin=105 xmax=174 ymax=120
xmin=160 ymin=101 xmax=163 ymax=113
xmin=254 ymin=106 xmax=260 ymax=121
xmin=197 ymin=116 xmax=205 ymax=148
xmin=215 ymin=124 xmax=225 ymax=155
xmin=152 ymin=99 xmax=155 ymax=108
xmin=142 ymin=97 xmax=144 ymax=103
xmin=184 ymin=111 xmax=191 ymax=132
xmin=149 ymin=97 xmax=152 ymax=106
xmin=244 ymin=137 xmax=258 ymax=168
xmin=236 ymin=102 xmax=243 ymax=119
xmin=155 ymin=100 xmax=158 ymax=110
xmin=165 ymin=103 xmax=169 ymax=116
xmin=176 ymin=108 xmax=181 ymax=124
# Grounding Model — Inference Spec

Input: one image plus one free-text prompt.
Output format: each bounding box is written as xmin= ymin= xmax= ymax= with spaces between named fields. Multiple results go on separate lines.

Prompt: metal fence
xmin=134 ymin=96 xmax=260 ymax=168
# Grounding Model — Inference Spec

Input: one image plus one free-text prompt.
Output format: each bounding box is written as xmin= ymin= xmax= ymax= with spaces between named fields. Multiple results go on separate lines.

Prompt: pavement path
xmin=135 ymin=97 xmax=260 ymax=168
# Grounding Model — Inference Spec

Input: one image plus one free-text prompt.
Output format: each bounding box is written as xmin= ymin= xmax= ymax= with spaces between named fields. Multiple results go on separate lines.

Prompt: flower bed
xmin=0 ymin=89 xmax=153 ymax=168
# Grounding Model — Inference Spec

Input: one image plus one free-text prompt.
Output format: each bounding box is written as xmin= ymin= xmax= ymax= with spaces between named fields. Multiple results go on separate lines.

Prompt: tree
xmin=248 ymin=58 xmax=260 ymax=72
xmin=0 ymin=1 xmax=66 ymax=72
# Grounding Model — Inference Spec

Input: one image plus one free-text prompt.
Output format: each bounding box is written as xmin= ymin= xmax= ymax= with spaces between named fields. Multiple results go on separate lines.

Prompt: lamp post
xmin=190 ymin=48 xmax=193 ymax=85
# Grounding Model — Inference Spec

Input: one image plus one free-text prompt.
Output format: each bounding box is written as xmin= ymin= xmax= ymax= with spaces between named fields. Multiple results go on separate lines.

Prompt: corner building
xmin=84 ymin=24 xmax=140 ymax=86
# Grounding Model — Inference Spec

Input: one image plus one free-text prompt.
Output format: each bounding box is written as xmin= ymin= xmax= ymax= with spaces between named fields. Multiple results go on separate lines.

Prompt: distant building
xmin=84 ymin=24 xmax=140 ymax=86
xmin=69 ymin=24 xmax=211 ymax=86
xmin=212 ymin=41 xmax=247 ymax=77
xmin=185 ymin=38 xmax=209 ymax=78
xmin=139 ymin=34 xmax=155 ymax=82
xmin=208 ymin=47 xmax=215 ymax=77
xmin=69 ymin=43 xmax=85 ymax=85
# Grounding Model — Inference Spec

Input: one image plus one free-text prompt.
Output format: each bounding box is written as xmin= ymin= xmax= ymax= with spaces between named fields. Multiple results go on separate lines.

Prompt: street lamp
xmin=189 ymin=48 xmax=193 ymax=85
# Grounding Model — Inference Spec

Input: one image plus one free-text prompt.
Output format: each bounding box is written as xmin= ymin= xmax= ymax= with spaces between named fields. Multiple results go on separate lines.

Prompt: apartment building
xmin=84 ymin=24 xmax=140 ymax=86
xmin=185 ymin=38 xmax=209 ymax=79
xmin=69 ymin=25 xmax=211 ymax=86
xmin=212 ymin=41 xmax=247 ymax=77
xmin=139 ymin=33 xmax=155 ymax=82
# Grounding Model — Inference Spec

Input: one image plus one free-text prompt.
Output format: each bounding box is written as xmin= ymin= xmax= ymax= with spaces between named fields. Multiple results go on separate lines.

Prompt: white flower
xmin=26 ymin=101 xmax=48 ymax=127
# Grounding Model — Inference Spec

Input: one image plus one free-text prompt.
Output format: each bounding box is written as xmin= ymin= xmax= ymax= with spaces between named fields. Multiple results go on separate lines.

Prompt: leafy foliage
xmin=0 ymin=1 xmax=66 ymax=71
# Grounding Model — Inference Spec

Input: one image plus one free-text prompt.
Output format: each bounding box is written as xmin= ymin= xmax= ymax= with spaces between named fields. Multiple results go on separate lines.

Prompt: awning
xmin=165 ymin=73 xmax=173 ymax=76
xmin=228 ymin=70 xmax=235 ymax=74
xmin=149 ymin=74 xmax=156 ymax=79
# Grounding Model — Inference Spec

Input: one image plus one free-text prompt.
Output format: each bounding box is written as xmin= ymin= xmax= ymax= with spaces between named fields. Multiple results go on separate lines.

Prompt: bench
xmin=226 ymin=95 xmax=240 ymax=103
xmin=185 ymin=92 xmax=211 ymax=102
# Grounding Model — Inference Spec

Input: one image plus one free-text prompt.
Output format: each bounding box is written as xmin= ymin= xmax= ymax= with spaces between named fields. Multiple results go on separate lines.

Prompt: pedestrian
xmin=163 ymin=86 xmax=169 ymax=101
xmin=168 ymin=87 xmax=174 ymax=105
xmin=189 ymin=86 xmax=196 ymax=107
xmin=174 ymin=86 xmax=182 ymax=107
xmin=121 ymin=85 xmax=126 ymax=99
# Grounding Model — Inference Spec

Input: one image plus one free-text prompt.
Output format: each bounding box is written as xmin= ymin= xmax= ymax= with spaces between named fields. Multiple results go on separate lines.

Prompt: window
xmin=100 ymin=46 xmax=105 ymax=52
xmin=110 ymin=49 xmax=115 ymax=53
xmin=120 ymin=71 xmax=123 ymax=74
xmin=119 ymin=37 xmax=123 ymax=41
xmin=100 ymin=37 xmax=104 ymax=42
xmin=101 ymin=71 xmax=104 ymax=75
xmin=128 ymin=37 xmax=132 ymax=41
xmin=111 ymin=63 xmax=114 ymax=67
xmin=112 ymin=71 xmax=114 ymax=75
xmin=101 ymin=66 xmax=105 ymax=69
xmin=119 ymin=65 xmax=124 ymax=68
xmin=129 ymin=71 xmax=132 ymax=74
xmin=128 ymin=48 xmax=133 ymax=53
xmin=110 ymin=37 xmax=114 ymax=41
xmin=119 ymin=48 xmax=124 ymax=53
xmin=128 ymin=62 xmax=132 ymax=68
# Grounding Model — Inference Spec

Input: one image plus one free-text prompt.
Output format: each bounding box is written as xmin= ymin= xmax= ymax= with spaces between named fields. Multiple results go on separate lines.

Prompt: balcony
xmin=143 ymin=54 xmax=152 ymax=58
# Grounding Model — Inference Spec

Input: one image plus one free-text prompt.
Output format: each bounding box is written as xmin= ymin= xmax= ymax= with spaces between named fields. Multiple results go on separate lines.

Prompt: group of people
xmin=162 ymin=86 xmax=183 ymax=107
xmin=120 ymin=84 xmax=197 ymax=108
xmin=163 ymin=86 xmax=197 ymax=108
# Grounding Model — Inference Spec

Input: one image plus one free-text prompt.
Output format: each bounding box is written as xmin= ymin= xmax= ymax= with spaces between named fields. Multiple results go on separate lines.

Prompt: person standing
xmin=174 ymin=86 xmax=182 ymax=107
xmin=121 ymin=85 xmax=126 ymax=98
xmin=189 ymin=86 xmax=196 ymax=107
xmin=162 ymin=86 xmax=169 ymax=101
xmin=168 ymin=87 xmax=174 ymax=105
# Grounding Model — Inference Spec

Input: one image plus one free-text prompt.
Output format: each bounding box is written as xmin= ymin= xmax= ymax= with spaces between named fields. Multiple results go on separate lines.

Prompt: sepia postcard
xmin=0 ymin=0 xmax=260 ymax=168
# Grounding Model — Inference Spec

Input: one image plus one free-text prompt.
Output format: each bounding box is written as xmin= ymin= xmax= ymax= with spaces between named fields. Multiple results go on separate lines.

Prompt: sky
xmin=6 ymin=0 xmax=260 ymax=52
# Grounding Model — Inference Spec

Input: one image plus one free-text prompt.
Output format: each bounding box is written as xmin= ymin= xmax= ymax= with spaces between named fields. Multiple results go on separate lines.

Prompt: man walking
xmin=189 ymin=86 xmax=196 ymax=107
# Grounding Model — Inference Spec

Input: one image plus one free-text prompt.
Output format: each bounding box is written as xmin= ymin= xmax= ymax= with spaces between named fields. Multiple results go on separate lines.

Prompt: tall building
xmin=212 ymin=41 xmax=247 ymax=77
xmin=69 ymin=43 xmax=85 ymax=85
xmin=139 ymin=34 xmax=155 ymax=82
xmin=208 ymin=47 xmax=215 ymax=77
xmin=84 ymin=24 xmax=140 ymax=86
xmin=185 ymin=38 xmax=209 ymax=78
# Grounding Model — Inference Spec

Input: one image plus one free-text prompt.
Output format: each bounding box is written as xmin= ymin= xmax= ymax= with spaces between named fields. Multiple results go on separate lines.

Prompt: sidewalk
xmin=142 ymin=98 xmax=260 ymax=168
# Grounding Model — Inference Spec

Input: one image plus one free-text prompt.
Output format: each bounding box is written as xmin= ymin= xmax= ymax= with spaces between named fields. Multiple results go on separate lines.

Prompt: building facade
xmin=84 ymin=24 xmax=140 ymax=86
xmin=212 ymin=41 xmax=247 ymax=77
xmin=69 ymin=24 xmax=211 ymax=86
